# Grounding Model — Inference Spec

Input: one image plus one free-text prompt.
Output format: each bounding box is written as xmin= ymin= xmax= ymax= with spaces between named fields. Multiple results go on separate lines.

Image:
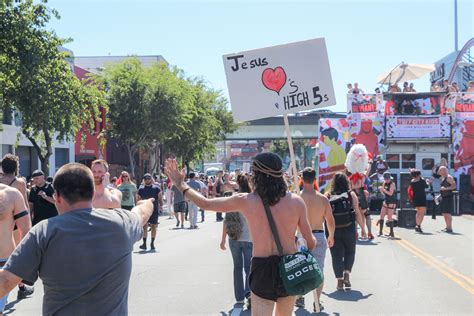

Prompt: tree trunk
xmin=25 ymin=131 xmax=52 ymax=176
xmin=126 ymin=142 xmax=137 ymax=179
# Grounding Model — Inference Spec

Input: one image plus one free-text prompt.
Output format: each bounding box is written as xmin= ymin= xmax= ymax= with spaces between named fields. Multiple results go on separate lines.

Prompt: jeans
xmin=188 ymin=202 xmax=198 ymax=226
xmin=329 ymin=225 xmax=356 ymax=279
xmin=229 ymin=240 xmax=253 ymax=301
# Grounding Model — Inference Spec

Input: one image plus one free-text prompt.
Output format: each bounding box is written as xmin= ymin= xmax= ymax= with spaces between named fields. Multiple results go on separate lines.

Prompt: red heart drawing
xmin=261 ymin=67 xmax=287 ymax=95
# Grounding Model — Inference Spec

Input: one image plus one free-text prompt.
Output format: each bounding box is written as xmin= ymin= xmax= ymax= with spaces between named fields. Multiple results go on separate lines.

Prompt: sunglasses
xmin=144 ymin=177 xmax=152 ymax=180
xmin=122 ymin=175 xmax=129 ymax=178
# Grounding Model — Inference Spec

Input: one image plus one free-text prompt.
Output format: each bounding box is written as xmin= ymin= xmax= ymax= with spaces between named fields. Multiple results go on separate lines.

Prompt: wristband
xmin=183 ymin=187 xmax=191 ymax=197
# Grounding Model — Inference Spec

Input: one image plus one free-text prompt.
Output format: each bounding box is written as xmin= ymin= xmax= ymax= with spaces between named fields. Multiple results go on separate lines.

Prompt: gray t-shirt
xmin=172 ymin=185 xmax=185 ymax=203
xmin=187 ymin=179 xmax=202 ymax=192
xmin=4 ymin=208 xmax=143 ymax=316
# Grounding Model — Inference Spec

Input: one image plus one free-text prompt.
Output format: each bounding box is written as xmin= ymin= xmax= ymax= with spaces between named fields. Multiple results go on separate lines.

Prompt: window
xmin=422 ymin=158 xmax=435 ymax=170
xmin=386 ymin=154 xmax=400 ymax=169
xmin=402 ymin=154 xmax=416 ymax=169
xmin=1 ymin=145 xmax=12 ymax=157
xmin=55 ymin=148 xmax=69 ymax=172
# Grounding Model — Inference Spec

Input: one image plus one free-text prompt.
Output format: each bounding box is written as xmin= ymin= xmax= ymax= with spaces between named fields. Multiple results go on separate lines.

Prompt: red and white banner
xmin=347 ymin=94 xmax=384 ymax=157
xmin=386 ymin=115 xmax=450 ymax=139
xmin=453 ymin=93 xmax=474 ymax=188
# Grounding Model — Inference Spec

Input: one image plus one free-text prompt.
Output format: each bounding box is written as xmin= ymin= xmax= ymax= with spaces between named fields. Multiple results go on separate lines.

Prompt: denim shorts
xmin=0 ymin=259 xmax=8 ymax=313
xmin=310 ymin=232 xmax=327 ymax=272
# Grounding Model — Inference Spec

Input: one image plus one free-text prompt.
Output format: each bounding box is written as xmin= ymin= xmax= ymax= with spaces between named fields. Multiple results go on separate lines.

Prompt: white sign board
xmin=386 ymin=115 xmax=451 ymax=139
xmin=223 ymin=38 xmax=336 ymax=123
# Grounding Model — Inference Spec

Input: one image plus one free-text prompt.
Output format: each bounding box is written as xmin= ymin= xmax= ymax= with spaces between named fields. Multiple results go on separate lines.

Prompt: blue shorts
xmin=310 ymin=232 xmax=327 ymax=272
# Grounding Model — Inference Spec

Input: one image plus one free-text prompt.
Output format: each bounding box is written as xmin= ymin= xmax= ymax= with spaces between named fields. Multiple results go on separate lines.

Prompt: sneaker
xmin=295 ymin=296 xmax=305 ymax=308
xmin=246 ymin=296 xmax=251 ymax=310
xmin=150 ymin=243 xmax=155 ymax=250
xmin=442 ymin=228 xmax=453 ymax=233
xmin=139 ymin=244 xmax=147 ymax=250
xmin=181 ymin=224 xmax=184 ymax=229
xmin=343 ymin=272 xmax=351 ymax=290
xmin=17 ymin=285 xmax=34 ymax=300
xmin=368 ymin=232 xmax=374 ymax=240
xmin=313 ymin=302 xmax=324 ymax=313
xmin=337 ymin=279 xmax=344 ymax=291
xmin=415 ymin=226 xmax=423 ymax=233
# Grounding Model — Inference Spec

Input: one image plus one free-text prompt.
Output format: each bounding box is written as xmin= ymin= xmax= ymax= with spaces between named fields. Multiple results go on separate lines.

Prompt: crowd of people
xmin=348 ymin=80 xmax=474 ymax=95
xmin=0 ymin=151 xmax=459 ymax=315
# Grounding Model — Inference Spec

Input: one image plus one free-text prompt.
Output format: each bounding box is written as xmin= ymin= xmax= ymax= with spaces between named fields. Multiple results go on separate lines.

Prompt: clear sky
xmin=48 ymin=0 xmax=473 ymax=113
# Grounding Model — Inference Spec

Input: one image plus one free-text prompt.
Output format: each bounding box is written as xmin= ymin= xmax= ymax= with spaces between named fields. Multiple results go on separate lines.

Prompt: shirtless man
xmin=90 ymin=160 xmax=122 ymax=209
xmin=0 ymin=155 xmax=29 ymax=242
xmin=0 ymin=154 xmax=34 ymax=301
xmin=295 ymin=168 xmax=335 ymax=313
xmin=0 ymin=183 xmax=31 ymax=314
xmin=165 ymin=153 xmax=315 ymax=316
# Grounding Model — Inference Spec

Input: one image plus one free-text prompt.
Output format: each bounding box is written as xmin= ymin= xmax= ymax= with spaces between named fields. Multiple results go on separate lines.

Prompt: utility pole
xmin=454 ymin=0 xmax=458 ymax=51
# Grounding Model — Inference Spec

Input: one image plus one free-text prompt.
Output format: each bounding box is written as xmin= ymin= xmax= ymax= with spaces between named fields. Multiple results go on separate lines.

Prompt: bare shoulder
xmin=12 ymin=178 xmax=27 ymax=191
xmin=288 ymin=192 xmax=306 ymax=211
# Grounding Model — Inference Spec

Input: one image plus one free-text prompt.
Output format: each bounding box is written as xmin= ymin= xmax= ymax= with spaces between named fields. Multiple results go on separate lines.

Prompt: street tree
xmin=1 ymin=0 xmax=106 ymax=174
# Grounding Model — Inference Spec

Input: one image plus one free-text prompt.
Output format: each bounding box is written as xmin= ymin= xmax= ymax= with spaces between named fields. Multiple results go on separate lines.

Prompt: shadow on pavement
xmin=219 ymin=303 xmax=250 ymax=316
xmin=323 ymin=290 xmax=372 ymax=302
xmin=295 ymin=307 xmax=332 ymax=315
xmin=133 ymin=249 xmax=159 ymax=255
xmin=4 ymin=298 xmax=23 ymax=314
xmin=356 ymin=240 xmax=379 ymax=246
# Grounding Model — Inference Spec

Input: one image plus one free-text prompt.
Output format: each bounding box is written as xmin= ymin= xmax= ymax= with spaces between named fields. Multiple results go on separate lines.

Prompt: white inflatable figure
xmin=345 ymin=144 xmax=369 ymax=184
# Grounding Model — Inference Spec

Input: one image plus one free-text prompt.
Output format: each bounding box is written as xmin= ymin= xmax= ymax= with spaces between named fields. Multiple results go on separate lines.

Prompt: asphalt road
xmin=5 ymin=212 xmax=474 ymax=315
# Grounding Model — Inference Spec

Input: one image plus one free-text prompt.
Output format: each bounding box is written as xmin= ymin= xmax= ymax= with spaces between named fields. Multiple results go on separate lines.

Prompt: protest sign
xmin=223 ymin=38 xmax=336 ymax=123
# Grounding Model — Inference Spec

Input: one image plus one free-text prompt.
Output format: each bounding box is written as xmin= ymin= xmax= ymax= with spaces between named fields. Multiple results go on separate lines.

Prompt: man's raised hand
xmin=164 ymin=159 xmax=186 ymax=187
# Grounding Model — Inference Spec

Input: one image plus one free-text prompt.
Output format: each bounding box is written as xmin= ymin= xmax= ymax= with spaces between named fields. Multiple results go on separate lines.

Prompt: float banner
xmin=223 ymin=38 xmax=336 ymax=122
xmin=453 ymin=93 xmax=474 ymax=181
xmin=318 ymin=118 xmax=349 ymax=191
xmin=386 ymin=115 xmax=450 ymax=139
xmin=347 ymin=94 xmax=384 ymax=157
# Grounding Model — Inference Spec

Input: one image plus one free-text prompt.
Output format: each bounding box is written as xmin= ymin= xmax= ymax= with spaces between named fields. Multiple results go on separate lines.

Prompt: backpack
xmin=329 ymin=191 xmax=355 ymax=228
xmin=224 ymin=212 xmax=242 ymax=240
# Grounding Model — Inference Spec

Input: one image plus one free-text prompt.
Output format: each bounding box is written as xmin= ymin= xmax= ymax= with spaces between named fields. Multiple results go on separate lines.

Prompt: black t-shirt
xmin=138 ymin=185 xmax=161 ymax=211
xmin=29 ymin=182 xmax=58 ymax=225
xmin=410 ymin=179 xmax=428 ymax=205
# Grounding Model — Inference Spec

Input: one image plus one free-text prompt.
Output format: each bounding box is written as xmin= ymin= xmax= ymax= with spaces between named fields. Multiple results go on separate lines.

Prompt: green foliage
xmin=1 ymin=0 xmax=105 ymax=173
xmin=102 ymin=58 xmax=236 ymax=173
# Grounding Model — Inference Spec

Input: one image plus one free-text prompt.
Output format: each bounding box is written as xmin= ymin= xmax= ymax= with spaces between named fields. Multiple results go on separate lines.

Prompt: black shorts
xmin=147 ymin=209 xmax=159 ymax=225
xmin=440 ymin=196 xmax=454 ymax=214
xmin=413 ymin=199 xmax=427 ymax=208
xmin=249 ymin=256 xmax=288 ymax=301
xmin=121 ymin=205 xmax=133 ymax=211
xmin=174 ymin=201 xmax=187 ymax=213
xmin=356 ymin=188 xmax=368 ymax=210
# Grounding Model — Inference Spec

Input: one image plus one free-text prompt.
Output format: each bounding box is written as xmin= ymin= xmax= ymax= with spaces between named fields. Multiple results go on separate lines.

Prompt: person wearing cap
xmin=29 ymin=169 xmax=58 ymax=226
xmin=409 ymin=169 xmax=430 ymax=233
xmin=137 ymin=173 xmax=163 ymax=250
xmin=165 ymin=153 xmax=315 ymax=315
xmin=377 ymin=172 xmax=397 ymax=238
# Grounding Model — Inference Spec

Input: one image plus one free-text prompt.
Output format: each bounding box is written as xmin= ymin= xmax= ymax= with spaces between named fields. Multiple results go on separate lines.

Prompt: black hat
xmin=31 ymin=169 xmax=44 ymax=177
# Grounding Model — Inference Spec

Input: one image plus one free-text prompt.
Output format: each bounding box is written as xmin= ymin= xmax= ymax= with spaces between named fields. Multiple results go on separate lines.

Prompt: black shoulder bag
xmin=262 ymin=199 xmax=323 ymax=296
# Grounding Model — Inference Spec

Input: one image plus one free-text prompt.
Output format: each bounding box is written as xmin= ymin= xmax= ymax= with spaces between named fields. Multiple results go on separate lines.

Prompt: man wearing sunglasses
xmin=137 ymin=174 xmax=163 ymax=250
